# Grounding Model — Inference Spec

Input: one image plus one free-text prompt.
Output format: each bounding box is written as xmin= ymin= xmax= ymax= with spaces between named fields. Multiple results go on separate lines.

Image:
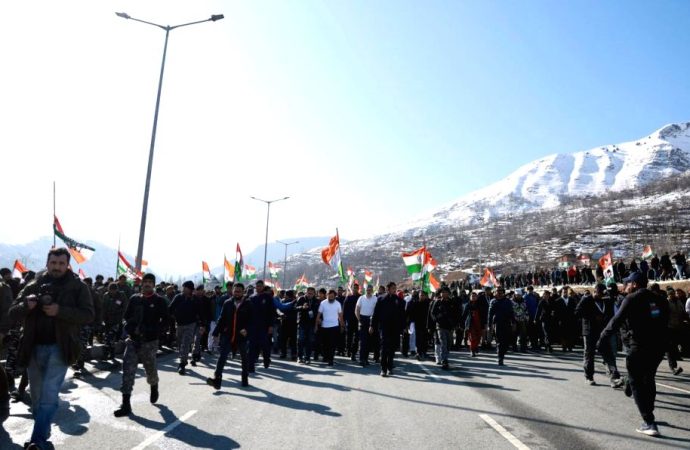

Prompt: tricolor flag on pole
xmin=243 ymin=264 xmax=257 ymax=281
xmin=12 ymin=260 xmax=28 ymax=279
xmin=117 ymin=251 xmax=139 ymax=280
xmin=480 ymin=268 xmax=500 ymax=288
xmin=402 ymin=247 xmax=425 ymax=280
xmin=53 ymin=216 xmax=95 ymax=264
xmin=641 ymin=245 xmax=654 ymax=260
xmin=294 ymin=274 xmax=309 ymax=290
xmin=423 ymin=272 xmax=441 ymax=294
xmin=598 ymin=252 xmax=615 ymax=284
xmin=224 ymin=255 xmax=235 ymax=284
xmin=321 ymin=233 xmax=346 ymax=282
xmin=234 ymin=244 xmax=243 ymax=282
xmin=202 ymin=261 xmax=212 ymax=284
xmin=268 ymin=261 xmax=282 ymax=280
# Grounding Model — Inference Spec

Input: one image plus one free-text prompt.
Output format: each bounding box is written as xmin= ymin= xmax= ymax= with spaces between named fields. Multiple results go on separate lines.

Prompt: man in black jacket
xmin=598 ymin=272 xmax=669 ymax=437
xmin=207 ymin=283 xmax=253 ymax=388
xmin=296 ymin=288 xmax=319 ymax=364
xmin=575 ymin=284 xmax=622 ymax=387
xmin=429 ymin=287 xmax=458 ymax=370
xmin=9 ymin=248 xmax=94 ymax=449
xmin=343 ymin=284 xmax=360 ymax=361
xmin=169 ymin=281 xmax=201 ymax=375
xmin=114 ymin=273 xmax=169 ymax=417
xmin=370 ymin=282 xmax=403 ymax=377
xmin=249 ymin=280 xmax=277 ymax=370
xmin=488 ymin=287 xmax=515 ymax=366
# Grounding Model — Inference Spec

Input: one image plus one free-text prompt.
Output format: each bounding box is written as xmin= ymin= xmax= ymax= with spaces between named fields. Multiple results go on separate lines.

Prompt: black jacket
xmin=250 ymin=292 xmax=277 ymax=332
xmin=461 ymin=300 xmax=487 ymax=329
xmin=599 ymin=288 xmax=669 ymax=349
xmin=371 ymin=294 xmax=403 ymax=335
xmin=296 ymin=295 xmax=320 ymax=327
xmin=343 ymin=294 xmax=359 ymax=325
xmin=574 ymin=294 xmax=615 ymax=336
xmin=169 ymin=293 xmax=201 ymax=326
xmin=429 ymin=299 xmax=459 ymax=330
xmin=488 ymin=298 xmax=515 ymax=330
xmin=213 ymin=297 xmax=254 ymax=343
xmin=124 ymin=293 xmax=169 ymax=343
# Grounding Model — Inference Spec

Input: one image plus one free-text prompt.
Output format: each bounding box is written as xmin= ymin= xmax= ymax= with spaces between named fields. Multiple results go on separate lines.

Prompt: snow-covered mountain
xmin=393 ymin=122 xmax=690 ymax=232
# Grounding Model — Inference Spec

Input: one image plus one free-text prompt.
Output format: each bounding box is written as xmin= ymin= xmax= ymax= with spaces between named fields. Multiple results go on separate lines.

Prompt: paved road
xmin=2 ymin=347 xmax=689 ymax=449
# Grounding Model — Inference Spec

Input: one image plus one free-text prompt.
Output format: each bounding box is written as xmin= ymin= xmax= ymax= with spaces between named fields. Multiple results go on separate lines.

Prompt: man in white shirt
xmin=315 ymin=290 xmax=344 ymax=366
xmin=355 ymin=285 xmax=378 ymax=367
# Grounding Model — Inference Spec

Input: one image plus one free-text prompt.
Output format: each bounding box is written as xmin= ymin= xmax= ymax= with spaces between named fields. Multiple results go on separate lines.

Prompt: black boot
xmin=206 ymin=376 xmax=221 ymax=390
xmin=114 ymin=394 xmax=132 ymax=417
xmin=150 ymin=384 xmax=159 ymax=404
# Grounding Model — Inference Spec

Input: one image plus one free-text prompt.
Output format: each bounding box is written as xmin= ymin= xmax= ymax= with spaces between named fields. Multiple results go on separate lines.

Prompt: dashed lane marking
xmin=479 ymin=413 xmax=531 ymax=450
xmin=656 ymin=382 xmax=690 ymax=395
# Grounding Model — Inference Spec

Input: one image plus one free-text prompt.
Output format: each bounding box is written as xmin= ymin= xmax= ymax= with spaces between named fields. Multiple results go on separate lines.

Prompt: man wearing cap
xmin=598 ymin=272 xmax=669 ymax=437
xmin=575 ymin=284 xmax=622 ymax=387
xmin=114 ymin=273 xmax=169 ymax=417
xmin=169 ymin=281 xmax=201 ymax=375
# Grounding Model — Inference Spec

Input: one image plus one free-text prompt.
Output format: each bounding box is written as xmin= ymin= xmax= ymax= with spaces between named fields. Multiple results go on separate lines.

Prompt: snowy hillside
xmin=392 ymin=122 xmax=690 ymax=232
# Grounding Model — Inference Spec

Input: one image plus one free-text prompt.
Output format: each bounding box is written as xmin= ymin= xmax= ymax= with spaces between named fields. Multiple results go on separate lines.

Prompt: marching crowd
xmin=1 ymin=247 xmax=689 ymax=448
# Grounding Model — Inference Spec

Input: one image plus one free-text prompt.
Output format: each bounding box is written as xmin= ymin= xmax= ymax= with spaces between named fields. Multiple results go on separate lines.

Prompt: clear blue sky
xmin=1 ymin=0 xmax=688 ymax=275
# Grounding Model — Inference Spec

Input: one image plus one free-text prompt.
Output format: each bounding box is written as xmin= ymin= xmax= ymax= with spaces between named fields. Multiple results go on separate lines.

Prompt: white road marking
xmin=415 ymin=361 xmax=441 ymax=380
xmin=131 ymin=409 xmax=198 ymax=450
xmin=656 ymin=382 xmax=690 ymax=395
xmin=479 ymin=413 xmax=531 ymax=450
xmin=93 ymin=370 xmax=110 ymax=380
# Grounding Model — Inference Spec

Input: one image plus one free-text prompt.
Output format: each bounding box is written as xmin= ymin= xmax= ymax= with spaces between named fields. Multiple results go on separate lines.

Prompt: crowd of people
xmin=1 ymin=247 xmax=689 ymax=448
xmin=454 ymin=251 xmax=689 ymax=291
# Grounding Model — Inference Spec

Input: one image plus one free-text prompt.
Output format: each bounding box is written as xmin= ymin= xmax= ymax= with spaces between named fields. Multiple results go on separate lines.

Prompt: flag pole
xmin=52 ymin=181 xmax=56 ymax=247
xmin=336 ymin=227 xmax=345 ymax=286
xmin=116 ymin=235 xmax=121 ymax=279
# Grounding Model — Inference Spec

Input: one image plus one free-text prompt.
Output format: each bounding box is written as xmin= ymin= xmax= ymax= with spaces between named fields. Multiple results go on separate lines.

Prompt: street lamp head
xmin=115 ymin=12 xmax=131 ymax=19
xmin=210 ymin=14 xmax=224 ymax=22
xmin=282 ymin=196 xmax=290 ymax=201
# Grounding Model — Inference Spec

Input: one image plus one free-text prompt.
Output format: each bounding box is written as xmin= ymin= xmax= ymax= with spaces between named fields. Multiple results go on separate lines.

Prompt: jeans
xmin=28 ymin=344 xmax=69 ymax=446
xmin=675 ymin=264 xmax=685 ymax=280
xmin=297 ymin=326 xmax=314 ymax=361
xmin=434 ymin=328 xmax=451 ymax=363
xmin=583 ymin=334 xmax=619 ymax=380
xmin=215 ymin=334 xmax=250 ymax=384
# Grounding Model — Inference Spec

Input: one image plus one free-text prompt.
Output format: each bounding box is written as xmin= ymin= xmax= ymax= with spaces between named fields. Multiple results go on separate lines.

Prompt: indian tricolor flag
xmin=321 ymin=234 xmax=345 ymax=281
xmin=78 ymin=268 xmax=87 ymax=280
xmin=244 ymin=264 xmax=257 ymax=281
xmin=480 ymin=268 xmax=500 ymax=288
xmin=117 ymin=251 xmax=138 ymax=280
xmin=364 ymin=270 xmax=373 ymax=284
xmin=642 ymin=245 xmax=654 ymax=260
xmin=202 ymin=261 xmax=212 ymax=284
xmin=234 ymin=244 xmax=243 ymax=282
xmin=294 ymin=274 xmax=309 ymax=290
xmin=12 ymin=260 xmax=28 ymax=279
xmin=402 ymin=247 xmax=425 ymax=280
xmin=53 ymin=216 xmax=95 ymax=264
xmin=423 ymin=272 xmax=441 ymax=294
xmin=268 ymin=261 xmax=282 ymax=279
xmin=224 ymin=255 xmax=235 ymax=284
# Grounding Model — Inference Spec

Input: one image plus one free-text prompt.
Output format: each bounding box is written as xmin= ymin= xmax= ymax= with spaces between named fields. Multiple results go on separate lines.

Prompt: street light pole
xmin=251 ymin=196 xmax=290 ymax=280
xmin=116 ymin=12 xmax=224 ymax=272
xmin=277 ymin=240 xmax=299 ymax=288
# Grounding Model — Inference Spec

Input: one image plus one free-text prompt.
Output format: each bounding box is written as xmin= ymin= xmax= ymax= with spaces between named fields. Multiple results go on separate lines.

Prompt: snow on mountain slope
xmin=390 ymin=122 xmax=690 ymax=232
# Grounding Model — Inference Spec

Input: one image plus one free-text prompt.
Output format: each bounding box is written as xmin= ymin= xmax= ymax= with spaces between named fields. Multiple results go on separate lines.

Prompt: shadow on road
xmin=219 ymin=385 xmax=341 ymax=417
xmin=130 ymin=404 xmax=240 ymax=449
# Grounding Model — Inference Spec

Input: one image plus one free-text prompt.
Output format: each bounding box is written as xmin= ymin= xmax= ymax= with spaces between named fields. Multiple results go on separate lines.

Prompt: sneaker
xmin=190 ymin=360 xmax=197 ymax=367
xmin=380 ymin=370 xmax=388 ymax=377
xmin=610 ymin=378 xmax=624 ymax=389
xmin=672 ymin=367 xmax=683 ymax=376
xmin=206 ymin=377 xmax=221 ymax=390
xmin=178 ymin=365 xmax=186 ymax=376
xmin=586 ymin=378 xmax=596 ymax=386
xmin=635 ymin=422 xmax=660 ymax=437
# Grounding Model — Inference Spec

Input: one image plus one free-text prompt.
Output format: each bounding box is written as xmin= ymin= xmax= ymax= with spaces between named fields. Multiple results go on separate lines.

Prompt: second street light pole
xmin=251 ymin=196 xmax=289 ymax=280
xmin=277 ymin=240 xmax=299 ymax=288
xmin=116 ymin=12 xmax=224 ymax=272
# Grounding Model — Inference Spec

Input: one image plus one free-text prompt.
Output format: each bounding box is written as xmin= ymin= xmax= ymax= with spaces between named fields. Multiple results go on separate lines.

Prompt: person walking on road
xmin=114 ymin=273 xmax=169 ymax=418
xmin=355 ymin=285 xmax=378 ymax=367
xmin=488 ymin=287 xmax=515 ymax=366
xmin=371 ymin=282 xmax=403 ymax=377
xmin=169 ymin=281 xmax=201 ymax=375
xmin=575 ymin=284 xmax=623 ymax=387
xmin=314 ymin=290 xmax=344 ymax=366
xmin=598 ymin=272 xmax=669 ymax=437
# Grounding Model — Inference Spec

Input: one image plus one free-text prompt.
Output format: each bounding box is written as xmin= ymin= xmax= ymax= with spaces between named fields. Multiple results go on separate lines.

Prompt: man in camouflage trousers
xmin=114 ymin=273 xmax=169 ymax=418
xmin=102 ymin=282 xmax=128 ymax=364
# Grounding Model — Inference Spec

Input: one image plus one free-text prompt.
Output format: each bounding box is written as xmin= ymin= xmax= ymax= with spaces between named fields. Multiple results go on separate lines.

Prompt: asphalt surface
xmin=2 ymin=346 xmax=689 ymax=449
